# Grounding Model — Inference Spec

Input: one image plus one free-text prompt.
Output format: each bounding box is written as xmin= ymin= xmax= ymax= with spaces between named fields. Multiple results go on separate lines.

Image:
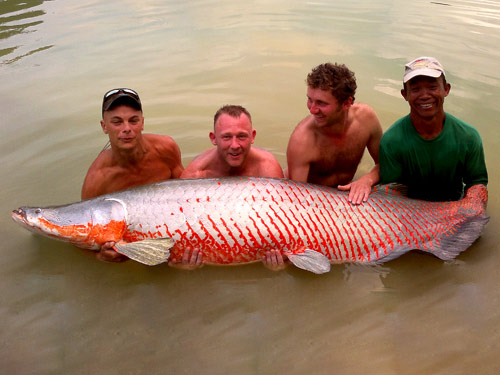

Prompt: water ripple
xmin=0 ymin=0 xmax=51 ymax=64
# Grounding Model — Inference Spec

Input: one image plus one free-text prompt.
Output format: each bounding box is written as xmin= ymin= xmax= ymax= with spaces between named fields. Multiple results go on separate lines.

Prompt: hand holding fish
xmin=96 ymin=242 xmax=130 ymax=263
xmin=338 ymin=175 xmax=374 ymax=205
xmin=262 ymin=250 xmax=289 ymax=271
xmin=168 ymin=246 xmax=204 ymax=270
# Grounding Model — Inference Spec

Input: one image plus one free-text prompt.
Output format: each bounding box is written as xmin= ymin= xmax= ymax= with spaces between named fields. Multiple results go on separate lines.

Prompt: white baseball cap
xmin=403 ymin=57 xmax=446 ymax=83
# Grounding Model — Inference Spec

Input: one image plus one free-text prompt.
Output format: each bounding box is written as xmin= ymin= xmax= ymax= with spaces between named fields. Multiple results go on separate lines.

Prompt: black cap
xmin=102 ymin=88 xmax=142 ymax=114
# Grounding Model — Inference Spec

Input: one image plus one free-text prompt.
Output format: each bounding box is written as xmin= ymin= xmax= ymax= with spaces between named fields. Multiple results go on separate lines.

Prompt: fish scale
xmin=11 ymin=177 xmax=489 ymax=270
xmin=98 ymin=178 xmax=487 ymax=264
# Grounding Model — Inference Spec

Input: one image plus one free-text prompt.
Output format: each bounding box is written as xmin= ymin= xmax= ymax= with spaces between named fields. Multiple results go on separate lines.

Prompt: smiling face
xmin=402 ymin=75 xmax=450 ymax=121
xmin=209 ymin=113 xmax=256 ymax=169
xmin=101 ymin=105 xmax=144 ymax=149
xmin=306 ymin=86 xmax=351 ymax=127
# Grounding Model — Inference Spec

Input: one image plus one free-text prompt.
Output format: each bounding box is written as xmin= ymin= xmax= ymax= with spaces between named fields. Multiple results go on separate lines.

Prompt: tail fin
xmin=375 ymin=184 xmax=489 ymax=263
xmin=432 ymin=184 xmax=489 ymax=260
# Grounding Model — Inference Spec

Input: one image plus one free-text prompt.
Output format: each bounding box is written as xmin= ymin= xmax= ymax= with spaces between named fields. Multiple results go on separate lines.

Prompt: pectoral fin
xmin=287 ymin=249 xmax=331 ymax=274
xmin=114 ymin=238 xmax=175 ymax=266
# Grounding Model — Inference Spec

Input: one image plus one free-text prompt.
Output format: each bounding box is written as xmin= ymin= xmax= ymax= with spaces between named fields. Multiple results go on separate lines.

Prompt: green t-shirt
xmin=379 ymin=113 xmax=488 ymax=201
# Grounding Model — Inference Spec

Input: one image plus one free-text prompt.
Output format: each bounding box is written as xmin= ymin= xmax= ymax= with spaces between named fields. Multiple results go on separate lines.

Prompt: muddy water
xmin=1 ymin=1 xmax=499 ymax=374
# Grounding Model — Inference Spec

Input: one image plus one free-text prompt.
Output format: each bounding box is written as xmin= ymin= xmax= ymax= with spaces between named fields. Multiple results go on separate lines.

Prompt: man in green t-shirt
xmin=379 ymin=57 xmax=488 ymax=201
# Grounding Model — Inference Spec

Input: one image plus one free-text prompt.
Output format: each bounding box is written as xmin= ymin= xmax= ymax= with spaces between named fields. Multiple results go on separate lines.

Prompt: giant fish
xmin=11 ymin=177 xmax=489 ymax=273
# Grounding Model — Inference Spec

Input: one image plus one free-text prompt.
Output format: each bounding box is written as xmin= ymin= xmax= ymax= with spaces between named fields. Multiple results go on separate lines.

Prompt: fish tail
xmin=430 ymin=213 xmax=489 ymax=261
xmin=430 ymin=184 xmax=489 ymax=261
xmin=464 ymin=184 xmax=488 ymax=208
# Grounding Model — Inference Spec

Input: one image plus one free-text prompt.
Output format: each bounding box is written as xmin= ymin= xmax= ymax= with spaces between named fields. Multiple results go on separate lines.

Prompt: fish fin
xmin=114 ymin=238 xmax=175 ymax=266
xmin=430 ymin=213 xmax=490 ymax=261
xmin=375 ymin=214 xmax=490 ymax=264
xmin=429 ymin=185 xmax=489 ymax=260
xmin=286 ymin=249 xmax=331 ymax=274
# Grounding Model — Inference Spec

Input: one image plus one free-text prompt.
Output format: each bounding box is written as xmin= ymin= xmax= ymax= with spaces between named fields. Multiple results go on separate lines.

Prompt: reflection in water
xmin=0 ymin=0 xmax=52 ymax=64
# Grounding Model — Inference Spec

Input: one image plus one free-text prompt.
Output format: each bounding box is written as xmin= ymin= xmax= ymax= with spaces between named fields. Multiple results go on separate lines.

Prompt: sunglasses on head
xmin=103 ymin=88 xmax=140 ymax=100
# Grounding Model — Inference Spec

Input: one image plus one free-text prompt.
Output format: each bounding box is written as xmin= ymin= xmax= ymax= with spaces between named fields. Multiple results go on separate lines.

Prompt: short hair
xmin=214 ymin=105 xmax=252 ymax=126
xmin=307 ymin=63 xmax=357 ymax=103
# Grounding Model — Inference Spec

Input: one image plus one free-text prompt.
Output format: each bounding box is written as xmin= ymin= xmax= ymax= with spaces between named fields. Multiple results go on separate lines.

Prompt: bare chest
xmin=311 ymin=131 xmax=368 ymax=172
xmin=104 ymin=160 xmax=174 ymax=193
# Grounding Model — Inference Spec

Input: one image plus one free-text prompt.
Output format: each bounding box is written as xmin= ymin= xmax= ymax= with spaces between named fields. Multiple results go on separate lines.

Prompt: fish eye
xmin=35 ymin=208 xmax=41 ymax=214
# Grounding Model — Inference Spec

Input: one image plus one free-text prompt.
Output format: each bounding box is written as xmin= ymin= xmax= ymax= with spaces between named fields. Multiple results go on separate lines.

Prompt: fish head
xmin=12 ymin=206 xmax=49 ymax=234
xmin=11 ymin=198 xmax=127 ymax=249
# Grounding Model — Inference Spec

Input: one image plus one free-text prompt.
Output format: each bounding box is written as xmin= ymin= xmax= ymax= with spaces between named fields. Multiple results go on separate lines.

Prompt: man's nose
xmin=230 ymin=137 xmax=240 ymax=148
xmin=122 ymin=121 xmax=132 ymax=132
xmin=420 ymin=88 xmax=432 ymax=97
xmin=309 ymin=103 xmax=318 ymax=114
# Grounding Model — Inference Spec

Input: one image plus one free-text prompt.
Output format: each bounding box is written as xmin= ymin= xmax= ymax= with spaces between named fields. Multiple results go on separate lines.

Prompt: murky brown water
xmin=1 ymin=0 xmax=500 ymax=374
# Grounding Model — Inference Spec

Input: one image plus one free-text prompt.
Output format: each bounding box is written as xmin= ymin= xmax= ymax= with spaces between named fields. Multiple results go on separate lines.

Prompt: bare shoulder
xmin=288 ymin=116 xmax=316 ymax=147
xmin=351 ymin=103 xmax=381 ymax=126
xmin=181 ymin=149 xmax=217 ymax=178
xmin=85 ymin=149 xmax=112 ymax=176
xmin=292 ymin=115 xmax=315 ymax=135
xmin=287 ymin=115 xmax=318 ymax=161
xmin=81 ymin=150 xmax=114 ymax=199
xmin=251 ymin=147 xmax=284 ymax=178
xmin=144 ymin=133 xmax=180 ymax=154
xmin=252 ymin=147 xmax=281 ymax=164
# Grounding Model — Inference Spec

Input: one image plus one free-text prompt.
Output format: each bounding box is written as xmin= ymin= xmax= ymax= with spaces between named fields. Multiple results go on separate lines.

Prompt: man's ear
xmin=251 ymin=129 xmax=256 ymax=144
xmin=342 ymin=96 xmax=353 ymax=110
xmin=444 ymin=83 xmax=451 ymax=97
xmin=100 ymin=120 xmax=108 ymax=134
xmin=401 ymin=88 xmax=408 ymax=101
xmin=209 ymin=131 xmax=216 ymax=145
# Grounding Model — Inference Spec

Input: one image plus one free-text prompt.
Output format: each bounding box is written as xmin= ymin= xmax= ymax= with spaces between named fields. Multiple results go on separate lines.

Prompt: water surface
xmin=1 ymin=1 xmax=499 ymax=374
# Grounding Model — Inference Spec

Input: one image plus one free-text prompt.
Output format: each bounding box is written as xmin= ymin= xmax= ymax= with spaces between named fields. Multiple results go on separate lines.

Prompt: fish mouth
xmin=11 ymin=207 xmax=52 ymax=237
xmin=11 ymin=208 xmax=36 ymax=232
xmin=11 ymin=208 xmax=27 ymax=223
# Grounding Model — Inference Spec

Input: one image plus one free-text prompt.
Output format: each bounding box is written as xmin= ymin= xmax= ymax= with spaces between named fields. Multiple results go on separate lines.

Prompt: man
xmin=286 ymin=63 xmax=383 ymax=205
xmin=182 ymin=105 xmax=286 ymax=270
xmin=181 ymin=105 xmax=284 ymax=179
xmin=82 ymin=88 xmax=183 ymax=199
xmin=379 ymin=57 xmax=488 ymax=201
xmin=82 ymin=88 xmax=200 ymax=268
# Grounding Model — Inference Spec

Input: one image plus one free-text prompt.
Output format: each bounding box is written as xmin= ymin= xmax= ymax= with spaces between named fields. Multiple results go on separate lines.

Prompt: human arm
xmin=464 ymin=131 xmax=488 ymax=191
xmin=180 ymin=150 xmax=212 ymax=179
xmin=95 ymin=242 xmax=130 ymax=263
xmin=156 ymin=135 xmax=184 ymax=178
xmin=81 ymin=159 xmax=108 ymax=200
xmin=338 ymin=107 xmax=383 ymax=204
xmin=286 ymin=121 xmax=313 ymax=182
xmin=338 ymin=165 xmax=380 ymax=204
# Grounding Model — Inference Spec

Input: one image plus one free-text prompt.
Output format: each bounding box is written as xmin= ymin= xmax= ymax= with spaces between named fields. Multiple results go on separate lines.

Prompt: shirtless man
xmin=286 ymin=63 xmax=382 ymax=204
xmin=82 ymin=88 xmax=183 ymax=199
xmin=181 ymin=105 xmax=284 ymax=179
xmin=81 ymin=88 xmax=200 ymax=268
xmin=182 ymin=105 xmax=286 ymax=270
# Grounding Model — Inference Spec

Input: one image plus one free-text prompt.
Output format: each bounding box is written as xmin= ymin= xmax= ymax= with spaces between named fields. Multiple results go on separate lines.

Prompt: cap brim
xmin=103 ymin=94 xmax=142 ymax=112
xmin=403 ymin=68 xmax=443 ymax=83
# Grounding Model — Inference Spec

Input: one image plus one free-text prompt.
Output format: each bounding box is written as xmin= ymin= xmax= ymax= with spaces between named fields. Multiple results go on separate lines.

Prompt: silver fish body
xmin=11 ymin=177 xmax=489 ymax=271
